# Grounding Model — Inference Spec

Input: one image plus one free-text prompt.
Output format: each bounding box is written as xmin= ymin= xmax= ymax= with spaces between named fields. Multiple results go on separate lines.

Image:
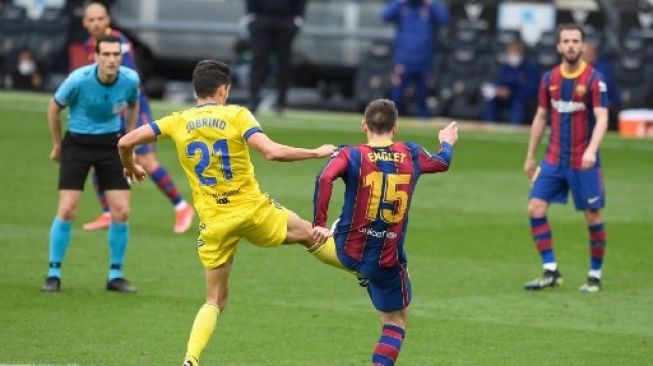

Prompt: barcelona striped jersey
xmin=538 ymin=61 xmax=609 ymax=169
xmin=314 ymin=141 xmax=453 ymax=268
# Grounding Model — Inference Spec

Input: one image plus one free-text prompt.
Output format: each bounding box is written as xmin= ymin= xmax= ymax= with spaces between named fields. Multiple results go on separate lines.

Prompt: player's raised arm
xmin=246 ymin=132 xmax=335 ymax=162
xmin=415 ymin=121 xmax=458 ymax=174
xmin=117 ymin=124 xmax=157 ymax=183
xmin=46 ymin=98 xmax=64 ymax=162
xmin=313 ymin=148 xmax=349 ymax=228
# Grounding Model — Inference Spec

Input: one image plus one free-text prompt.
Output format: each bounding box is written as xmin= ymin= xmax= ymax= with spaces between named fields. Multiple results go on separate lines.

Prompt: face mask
xmin=18 ymin=61 xmax=36 ymax=75
xmin=505 ymin=53 xmax=523 ymax=67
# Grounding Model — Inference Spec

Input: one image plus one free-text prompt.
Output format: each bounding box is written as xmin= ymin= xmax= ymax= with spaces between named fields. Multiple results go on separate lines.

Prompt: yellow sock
xmin=308 ymin=237 xmax=350 ymax=272
xmin=185 ymin=303 xmax=220 ymax=364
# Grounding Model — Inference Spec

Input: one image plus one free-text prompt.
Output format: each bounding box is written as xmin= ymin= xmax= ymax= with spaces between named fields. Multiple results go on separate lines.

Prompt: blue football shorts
xmin=530 ymin=160 xmax=605 ymax=211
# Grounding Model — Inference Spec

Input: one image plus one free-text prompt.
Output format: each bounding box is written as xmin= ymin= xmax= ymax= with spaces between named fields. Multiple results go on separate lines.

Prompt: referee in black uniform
xmin=246 ymin=0 xmax=306 ymax=114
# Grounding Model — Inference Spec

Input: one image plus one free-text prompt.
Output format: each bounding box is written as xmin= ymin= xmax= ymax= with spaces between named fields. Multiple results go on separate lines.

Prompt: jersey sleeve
xmin=236 ymin=107 xmax=263 ymax=140
xmin=127 ymin=72 xmax=140 ymax=103
xmin=412 ymin=142 xmax=453 ymax=174
xmin=591 ymin=71 xmax=609 ymax=108
xmin=53 ymin=74 xmax=78 ymax=108
xmin=537 ymin=72 xmax=551 ymax=109
xmin=149 ymin=113 xmax=179 ymax=139
xmin=313 ymin=146 xmax=350 ymax=228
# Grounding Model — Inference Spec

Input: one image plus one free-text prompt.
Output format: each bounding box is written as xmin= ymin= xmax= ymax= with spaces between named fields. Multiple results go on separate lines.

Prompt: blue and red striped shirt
xmin=84 ymin=28 xmax=139 ymax=71
xmin=314 ymin=141 xmax=452 ymax=268
xmin=538 ymin=61 xmax=608 ymax=169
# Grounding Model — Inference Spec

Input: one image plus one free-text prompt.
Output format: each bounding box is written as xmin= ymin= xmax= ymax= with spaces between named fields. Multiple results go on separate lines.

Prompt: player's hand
xmin=123 ymin=164 xmax=147 ymax=184
xmin=50 ymin=144 xmax=61 ymax=162
xmin=581 ymin=149 xmax=597 ymax=170
xmin=438 ymin=122 xmax=458 ymax=146
xmin=524 ymin=156 xmax=537 ymax=179
xmin=314 ymin=144 xmax=337 ymax=158
xmin=312 ymin=226 xmax=332 ymax=244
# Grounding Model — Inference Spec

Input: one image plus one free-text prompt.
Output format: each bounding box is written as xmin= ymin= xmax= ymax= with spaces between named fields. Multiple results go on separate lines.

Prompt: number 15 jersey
xmin=150 ymin=103 xmax=264 ymax=218
xmin=314 ymin=141 xmax=453 ymax=269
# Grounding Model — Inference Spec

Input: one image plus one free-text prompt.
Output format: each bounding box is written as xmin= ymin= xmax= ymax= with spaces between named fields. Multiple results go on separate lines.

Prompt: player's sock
xmin=372 ymin=324 xmax=405 ymax=366
xmin=47 ymin=217 xmax=72 ymax=278
xmin=307 ymin=237 xmax=349 ymax=272
xmin=588 ymin=223 xmax=606 ymax=279
xmin=108 ymin=221 xmax=129 ymax=280
xmin=92 ymin=173 xmax=110 ymax=213
xmin=185 ymin=303 xmax=220 ymax=363
xmin=150 ymin=165 xmax=183 ymax=206
xmin=530 ymin=216 xmax=556 ymax=269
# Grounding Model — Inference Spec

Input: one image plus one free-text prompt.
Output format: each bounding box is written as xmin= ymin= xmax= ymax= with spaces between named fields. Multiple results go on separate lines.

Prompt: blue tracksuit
xmin=483 ymin=60 xmax=540 ymax=124
xmin=381 ymin=0 xmax=449 ymax=117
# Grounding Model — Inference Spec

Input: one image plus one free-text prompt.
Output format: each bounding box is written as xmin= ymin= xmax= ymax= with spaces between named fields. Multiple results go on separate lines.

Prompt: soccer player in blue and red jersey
xmin=81 ymin=2 xmax=194 ymax=233
xmin=313 ymin=99 xmax=458 ymax=366
xmin=523 ymin=24 xmax=609 ymax=293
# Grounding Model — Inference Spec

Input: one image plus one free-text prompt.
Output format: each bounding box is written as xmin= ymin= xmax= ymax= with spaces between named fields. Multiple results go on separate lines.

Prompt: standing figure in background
xmin=523 ymin=24 xmax=609 ymax=293
xmin=4 ymin=49 xmax=43 ymax=91
xmin=381 ymin=0 xmax=449 ymax=118
xmin=246 ymin=0 xmax=306 ymax=114
xmin=43 ymin=35 xmax=139 ymax=293
xmin=81 ymin=1 xmax=194 ymax=233
xmin=483 ymin=41 xmax=539 ymax=125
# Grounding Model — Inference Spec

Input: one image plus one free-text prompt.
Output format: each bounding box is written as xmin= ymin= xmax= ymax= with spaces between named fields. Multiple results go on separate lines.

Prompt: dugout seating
xmin=614 ymin=50 xmax=651 ymax=108
xmin=353 ymin=42 xmax=394 ymax=111
xmin=0 ymin=5 xmax=29 ymax=60
xmin=438 ymin=45 xmax=489 ymax=119
xmin=27 ymin=8 xmax=70 ymax=71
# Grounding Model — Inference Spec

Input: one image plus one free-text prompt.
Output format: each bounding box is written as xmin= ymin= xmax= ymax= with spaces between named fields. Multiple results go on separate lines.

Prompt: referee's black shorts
xmin=58 ymin=131 xmax=130 ymax=191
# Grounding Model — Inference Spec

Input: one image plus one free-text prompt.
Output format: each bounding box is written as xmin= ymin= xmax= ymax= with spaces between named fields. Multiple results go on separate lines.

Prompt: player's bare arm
xmin=46 ymin=99 xmax=64 ymax=162
xmin=124 ymin=100 xmax=139 ymax=133
xmin=117 ymin=124 xmax=156 ymax=183
xmin=247 ymin=132 xmax=335 ymax=161
xmin=524 ymin=106 xmax=548 ymax=179
xmin=581 ymin=106 xmax=608 ymax=170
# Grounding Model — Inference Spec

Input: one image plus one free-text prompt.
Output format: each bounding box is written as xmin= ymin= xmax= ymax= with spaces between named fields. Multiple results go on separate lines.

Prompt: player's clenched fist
xmin=314 ymin=144 xmax=337 ymax=158
xmin=439 ymin=121 xmax=458 ymax=146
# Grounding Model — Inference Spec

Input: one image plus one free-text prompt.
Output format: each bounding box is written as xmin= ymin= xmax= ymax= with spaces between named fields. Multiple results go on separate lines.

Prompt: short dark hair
xmin=364 ymin=99 xmax=398 ymax=134
xmin=95 ymin=34 xmax=121 ymax=54
xmin=192 ymin=60 xmax=231 ymax=98
xmin=556 ymin=23 xmax=585 ymax=44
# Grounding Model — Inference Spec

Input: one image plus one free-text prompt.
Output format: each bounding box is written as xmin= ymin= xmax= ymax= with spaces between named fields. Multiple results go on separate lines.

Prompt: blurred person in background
xmin=583 ymin=42 xmax=621 ymax=127
xmin=80 ymin=1 xmax=195 ymax=233
xmin=246 ymin=0 xmax=306 ymax=114
xmin=381 ymin=0 xmax=449 ymax=118
xmin=4 ymin=49 xmax=43 ymax=91
xmin=483 ymin=41 xmax=539 ymax=125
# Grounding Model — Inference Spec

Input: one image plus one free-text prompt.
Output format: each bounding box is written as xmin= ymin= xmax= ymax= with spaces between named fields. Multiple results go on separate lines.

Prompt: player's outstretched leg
xmin=105 ymin=190 xmax=136 ymax=293
xmin=580 ymin=210 xmax=606 ymax=293
xmin=137 ymin=151 xmax=195 ymax=233
xmin=43 ymin=190 xmax=81 ymax=292
xmin=372 ymin=310 xmax=408 ymax=366
xmin=284 ymin=210 xmax=351 ymax=273
xmin=82 ymin=172 xmax=112 ymax=230
xmin=525 ymin=199 xmax=562 ymax=290
xmin=183 ymin=259 xmax=232 ymax=366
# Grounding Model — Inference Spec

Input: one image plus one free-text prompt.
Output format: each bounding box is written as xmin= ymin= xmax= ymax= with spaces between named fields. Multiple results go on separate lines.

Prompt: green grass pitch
xmin=0 ymin=91 xmax=651 ymax=365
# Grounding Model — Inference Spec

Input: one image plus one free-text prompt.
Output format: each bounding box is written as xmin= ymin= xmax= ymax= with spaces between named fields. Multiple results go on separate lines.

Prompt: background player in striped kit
xmin=313 ymin=99 xmax=458 ymax=366
xmin=81 ymin=2 xmax=194 ymax=233
xmin=523 ymin=24 xmax=609 ymax=293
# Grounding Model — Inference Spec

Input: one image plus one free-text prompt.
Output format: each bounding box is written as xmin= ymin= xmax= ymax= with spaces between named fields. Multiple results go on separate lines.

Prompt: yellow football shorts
xmin=196 ymin=194 xmax=289 ymax=269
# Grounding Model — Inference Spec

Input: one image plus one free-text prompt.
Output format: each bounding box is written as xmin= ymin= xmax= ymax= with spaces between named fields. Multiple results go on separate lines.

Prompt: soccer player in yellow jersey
xmin=117 ymin=60 xmax=345 ymax=366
